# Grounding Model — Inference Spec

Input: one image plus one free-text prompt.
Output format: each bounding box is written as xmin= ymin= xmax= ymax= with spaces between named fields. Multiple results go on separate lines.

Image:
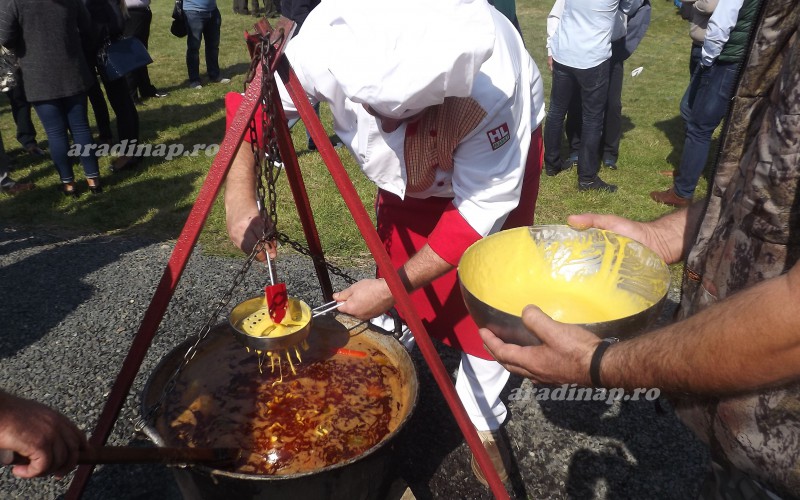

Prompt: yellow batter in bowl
xmin=458 ymin=226 xmax=669 ymax=326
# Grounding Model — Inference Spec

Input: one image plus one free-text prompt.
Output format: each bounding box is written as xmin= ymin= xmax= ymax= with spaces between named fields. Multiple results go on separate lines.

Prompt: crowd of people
xmin=0 ymin=0 xmax=228 ymax=196
xmin=3 ymin=0 xmax=799 ymax=499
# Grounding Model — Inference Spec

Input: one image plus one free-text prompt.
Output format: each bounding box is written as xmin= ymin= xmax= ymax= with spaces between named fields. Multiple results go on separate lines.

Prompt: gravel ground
xmin=0 ymin=225 xmax=709 ymax=499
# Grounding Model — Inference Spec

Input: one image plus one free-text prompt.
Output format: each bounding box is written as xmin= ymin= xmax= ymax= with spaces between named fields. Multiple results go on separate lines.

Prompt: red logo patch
xmin=487 ymin=123 xmax=510 ymax=151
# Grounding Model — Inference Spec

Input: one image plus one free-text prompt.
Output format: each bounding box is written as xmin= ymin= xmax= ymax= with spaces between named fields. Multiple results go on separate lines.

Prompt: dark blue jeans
xmin=185 ymin=8 xmax=222 ymax=82
xmin=544 ymin=59 xmax=610 ymax=183
xmin=674 ymin=61 xmax=739 ymax=198
xmin=33 ymin=93 xmax=99 ymax=183
xmin=680 ymin=45 xmax=705 ymax=123
xmin=565 ymin=40 xmax=625 ymax=165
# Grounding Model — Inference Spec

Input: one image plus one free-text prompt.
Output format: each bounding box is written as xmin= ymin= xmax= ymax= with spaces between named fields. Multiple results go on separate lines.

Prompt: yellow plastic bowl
xmin=458 ymin=225 xmax=670 ymax=345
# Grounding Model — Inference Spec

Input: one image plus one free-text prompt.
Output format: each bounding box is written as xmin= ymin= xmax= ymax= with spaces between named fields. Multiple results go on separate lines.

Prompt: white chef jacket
xmin=275 ymin=7 xmax=546 ymax=239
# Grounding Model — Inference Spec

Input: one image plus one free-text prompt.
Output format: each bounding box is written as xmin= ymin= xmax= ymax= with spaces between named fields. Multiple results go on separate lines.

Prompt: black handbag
xmin=171 ymin=0 xmax=188 ymax=38
xmin=97 ymin=37 xmax=153 ymax=81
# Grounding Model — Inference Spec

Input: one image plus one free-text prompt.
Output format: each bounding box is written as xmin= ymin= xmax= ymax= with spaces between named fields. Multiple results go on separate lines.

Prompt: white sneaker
xmin=188 ymin=81 xmax=202 ymax=89
xmin=212 ymin=77 xmax=231 ymax=84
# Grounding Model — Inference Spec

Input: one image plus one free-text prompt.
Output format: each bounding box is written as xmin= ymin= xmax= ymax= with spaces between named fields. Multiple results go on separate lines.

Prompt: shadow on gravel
xmin=0 ymin=231 xmax=148 ymax=359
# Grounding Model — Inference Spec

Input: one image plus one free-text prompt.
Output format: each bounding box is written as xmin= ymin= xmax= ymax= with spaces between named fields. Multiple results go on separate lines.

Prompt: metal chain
xmin=276 ymin=232 xmax=357 ymax=285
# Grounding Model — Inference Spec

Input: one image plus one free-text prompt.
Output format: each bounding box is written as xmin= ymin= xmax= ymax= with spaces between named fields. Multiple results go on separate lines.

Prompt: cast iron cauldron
xmin=140 ymin=317 xmax=418 ymax=500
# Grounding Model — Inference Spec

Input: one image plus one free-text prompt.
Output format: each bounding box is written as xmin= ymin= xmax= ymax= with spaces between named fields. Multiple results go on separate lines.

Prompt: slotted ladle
xmin=229 ymin=297 xmax=342 ymax=351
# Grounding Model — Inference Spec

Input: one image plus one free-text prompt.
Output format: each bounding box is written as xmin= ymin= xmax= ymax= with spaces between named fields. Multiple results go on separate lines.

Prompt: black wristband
xmin=589 ymin=337 xmax=619 ymax=388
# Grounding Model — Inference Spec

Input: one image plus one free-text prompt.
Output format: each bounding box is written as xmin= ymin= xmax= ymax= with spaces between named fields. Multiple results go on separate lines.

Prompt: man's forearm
xmin=602 ymin=263 xmax=800 ymax=394
xmin=396 ymin=244 xmax=453 ymax=293
xmin=224 ymin=144 xmax=259 ymax=218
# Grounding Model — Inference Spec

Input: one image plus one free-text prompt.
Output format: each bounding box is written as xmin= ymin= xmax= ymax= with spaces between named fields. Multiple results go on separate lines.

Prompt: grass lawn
xmin=0 ymin=0 xmax=707 ymax=278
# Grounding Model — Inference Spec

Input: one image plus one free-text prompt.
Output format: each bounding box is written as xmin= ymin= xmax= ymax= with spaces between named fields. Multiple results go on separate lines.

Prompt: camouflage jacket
xmin=674 ymin=0 xmax=800 ymax=496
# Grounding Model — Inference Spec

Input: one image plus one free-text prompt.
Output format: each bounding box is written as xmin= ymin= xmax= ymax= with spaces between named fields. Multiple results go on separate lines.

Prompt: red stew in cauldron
xmin=164 ymin=337 xmax=404 ymax=475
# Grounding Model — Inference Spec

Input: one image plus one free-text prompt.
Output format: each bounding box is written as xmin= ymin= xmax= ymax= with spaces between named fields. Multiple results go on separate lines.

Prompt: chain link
xmin=276 ymin=232 xmax=357 ymax=285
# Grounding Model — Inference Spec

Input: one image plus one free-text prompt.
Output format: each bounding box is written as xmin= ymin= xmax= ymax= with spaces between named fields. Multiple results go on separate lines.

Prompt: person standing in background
xmin=84 ymin=0 xmax=141 ymax=173
xmin=542 ymin=0 xmax=643 ymax=193
xmin=651 ymin=0 xmax=760 ymax=207
xmin=657 ymin=0 xmax=718 ymax=179
xmin=184 ymin=0 xmax=230 ymax=88
xmin=0 ymin=0 xmax=100 ymax=196
xmin=550 ymin=0 xmax=652 ymax=172
xmin=2 ymin=73 xmax=45 ymax=157
xmin=124 ymin=0 xmax=168 ymax=104
xmin=680 ymin=0 xmax=719 ymax=77
xmin=233 ymin=0 xmax=249 ymax=15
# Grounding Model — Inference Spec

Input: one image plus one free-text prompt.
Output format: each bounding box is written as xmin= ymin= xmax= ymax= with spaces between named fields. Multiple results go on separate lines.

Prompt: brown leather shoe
xmin=0 ymin=180 xmax=34 ymax=195
xmin=659 ymin=170 xmax=675 ymax=177
xmin=470 ymin=429 xmax=512 ymax=487
xmin=650 ymin=186 xmax=691 ymax=208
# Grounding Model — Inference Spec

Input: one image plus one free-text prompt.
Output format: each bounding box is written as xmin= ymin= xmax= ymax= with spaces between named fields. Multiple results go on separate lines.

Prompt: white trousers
xmin=371 ymin=314 xmax=510 ymax=431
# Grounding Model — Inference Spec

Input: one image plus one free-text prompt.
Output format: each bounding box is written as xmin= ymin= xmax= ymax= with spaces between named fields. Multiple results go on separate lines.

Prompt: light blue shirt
xmin=701 ymin=0 xmax=744 ymax=66
xmin=183 ymin=0 xmax=217 ymax=12
xmin=550 ymin=0 xmax=642 ymax=69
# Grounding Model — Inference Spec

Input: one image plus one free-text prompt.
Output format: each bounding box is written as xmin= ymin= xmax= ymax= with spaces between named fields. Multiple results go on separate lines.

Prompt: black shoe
xmin=603 ymin=159 xmax=618 ymax=170
xmin=545 ymin=163 xmax=566 ymax=177
xmin=110 ymin=156 xmax=140 ymax=173
xmin=578 ymin=177 xmax=617 ymax=193
xmin=88 ymin=180 xmax=103 ymax=194
xmin=59 ymin=182 xmax=79 ymax=197
xmin=25 ymin=144 xmax=45 ymax=157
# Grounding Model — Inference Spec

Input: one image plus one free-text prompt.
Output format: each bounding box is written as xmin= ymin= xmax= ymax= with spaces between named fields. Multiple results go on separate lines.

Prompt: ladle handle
xmin=312 ymin=300 xmax=343 ymax=317
xmin=265 ymin=255 xmax=278 ymax=287
xmin=0 ymin=447 xmax=240 ymax=466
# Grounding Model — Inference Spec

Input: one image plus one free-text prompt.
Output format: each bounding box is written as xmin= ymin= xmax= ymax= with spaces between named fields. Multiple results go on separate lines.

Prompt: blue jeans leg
xmin=34 ymin=94 xmax=99 ymax=183
xmin=204 ymin=9 xmax=222 ymax=80
xmin=64 ymin=94 xmax=99 ymax=179
xmin=543 ymin=62 xmax=576 ymax=170
xmin=575 ymin=59 xmax=610 ymax=183
xmin=34 ymin=99 xmax=74 ymax=183
xmin=674 ymin=62 xmax=739 ymax=198
xmin=680 ymin=63 xmax=703 ymax=125
xmin=185 ymin=10 xmax=207 ymax=82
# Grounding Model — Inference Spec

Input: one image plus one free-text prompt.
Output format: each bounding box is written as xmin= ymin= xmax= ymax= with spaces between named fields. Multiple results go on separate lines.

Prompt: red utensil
xmin=265 ymin=256 xmax=288 ymax=323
